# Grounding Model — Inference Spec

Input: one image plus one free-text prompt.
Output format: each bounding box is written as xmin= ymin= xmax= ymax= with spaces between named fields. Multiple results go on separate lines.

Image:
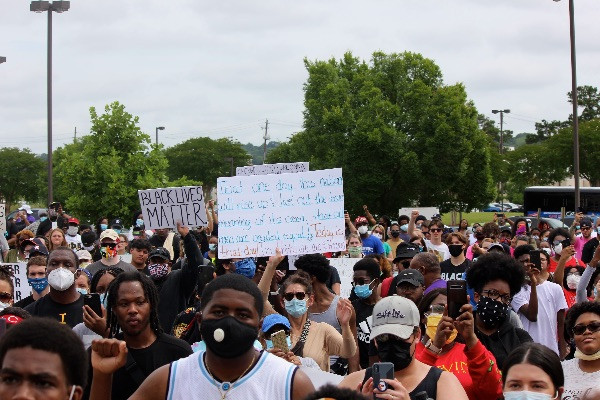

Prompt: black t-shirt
xmin=14 ymin=294 xmax=35 ymax=309
xmin=351 ymin=299 xmax=375 ymax=369
xmin=82 ymin=333 xmax=192 ymax=400
xmin=440 ymin=259 xmax=471 ymax=281
xmin=149 ymin=234 xmax=180 ymax=262
xmin=326 ymin=266 xmax=341 ymax=293
xmin=24 ymin=292 xmax=84 ymax=327
xmin=582 ymin=237 xmax=599 ymax=264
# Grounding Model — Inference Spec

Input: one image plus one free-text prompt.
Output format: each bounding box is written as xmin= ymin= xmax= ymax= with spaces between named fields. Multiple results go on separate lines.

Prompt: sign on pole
xmin=138 ymin=186 xmax=208 ymax=229
xmin=217 ymin=168 xmax=345 ymax=258
xmin=2 ymin=263 xmax=28 ymax=302
xmin=236 ymin=162 xmax=309 ymax=176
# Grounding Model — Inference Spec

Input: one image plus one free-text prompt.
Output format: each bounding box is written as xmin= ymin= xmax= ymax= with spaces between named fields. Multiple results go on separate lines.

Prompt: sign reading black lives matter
xmin=2 ymin=263 xmax=28 ymax=302
xmin=138 ymin=186 xmax=208 ymax=230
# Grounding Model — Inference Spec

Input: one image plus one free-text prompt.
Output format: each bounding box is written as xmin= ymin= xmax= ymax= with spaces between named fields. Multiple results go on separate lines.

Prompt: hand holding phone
xmin=529 ymin=250 xmax=542 ymax=271
xmin=271 ymin=330 xmax=289 ymax=353
xmin=84 ymin=293 xmax=102 ymax=317
xmin=372 ymin=362 xmax=394 ymax=399
xmin=447 ymin=280 xmax=468 ymax=320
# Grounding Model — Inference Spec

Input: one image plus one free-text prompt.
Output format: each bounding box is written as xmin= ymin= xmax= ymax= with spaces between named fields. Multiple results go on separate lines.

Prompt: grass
xmin=441 ymin=212 xmax=523 ymax=227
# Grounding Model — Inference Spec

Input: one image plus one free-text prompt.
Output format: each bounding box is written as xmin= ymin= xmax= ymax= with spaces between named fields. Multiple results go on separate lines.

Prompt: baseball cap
xmin=396 ymin=268 xmax=424 ymax=287
xmin=68 ymin=217 xmax=79 ymax=225
xmin=580 ymin=218 xmax=593 ymax=228
xmin=424 ymin=278 xmax=447 ymax=296
xmin=76 ymin=249 xmax=92 ymax=261
xmin=488 ymin=243 xmax=505 ymax=253
xmin=393 ymin=243 xmax=419 ymax=263
xmin=355 ymin=216 xmax=368 ymax=226
xmin=149 ymin=247 xmax=171 ymax=260
xmin=81 ymin=231 xmax=97 ymax=247
xmin=18 ymin=204 xmax=33 ymax=214
xmin=100 ymin=229 xmax=119 ymax=241
xmin=370 ymin=296 xmax=420 ymax=341
xmin=261 ymin=314 xmax=291 ymax=333
xmin=110 ymin=218 xmax=123 ymax=229
xmin=20 ymin=238 xmax=49 ymax=257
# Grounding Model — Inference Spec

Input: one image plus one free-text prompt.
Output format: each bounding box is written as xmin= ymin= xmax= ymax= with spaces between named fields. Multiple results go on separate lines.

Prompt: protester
xmin=75 ymin=268 xmax=92 ymax=295
xmin=48 ymin=227 xmax=68 ymax=251
xmin=415 ymin=288 xmax=503 ymax=400
xmin=14 ymin=255 xmax=49 ymax=308
xmin=387 ymin=222 xmax=403 ymax=260
xmin=440 ymin=232 xmax=470 ymax=281
xmin=0 ymin=306 xmax=31 ymax=328
xmin=378 ymin=242 xmax=420 ymax=298
xmin=65 ymin=217 xmax=83 ymax=250
xmin=577 ymin=243 xmax=600 ymax=304
xmin=86 ymin=229 xmax=137 ymax=276
xmin=77 ymin=249 xmax=93 ymax=268
xmin=81 ymin=230 xmax=99 ymax=261
xmin=129 ymin=238 xmax=151 ymax=273
xmin=465 ymin=252 xmax=532 ymax=369
xmin=353 ymin=216 xmax=384 ymax=256
xmin=149 ymin=226 xmax=180 ymax=262
xmin=88 ymin=273 xmax=315 ymax=399
xmin=0 ymin=317 xmax=88 ymax=400
xmin=371 ymin=224 xmax=391 ymax=259
xmin=548 ymin=227 xmax=583 ymax=273
xmin=392 ymin=268 xmax=426 ymax=305
xmin=340 ymin=296 xmax=468 ymax=399
xmin=0 ymin=265 xmax=14 ymax=311
xmin=24 ymin=247 xmax=85 ymax=327
xmin=20 ymin=236 xmax=49 ymax=259
xmin=573 ymin=216 xmax=595 ymax=260
xmin=5 ymin=229 xmax=34 ymax=262
xmin=561 ymin=301 xmax=600 ymax=398
xmin=409 ymin=210 xmax=449 ymax=261
xmin=502 ymin=342 xmax=564 ymax=399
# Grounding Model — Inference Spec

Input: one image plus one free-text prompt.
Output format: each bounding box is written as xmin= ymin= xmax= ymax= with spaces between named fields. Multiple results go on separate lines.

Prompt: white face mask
xmin=566 ymin=274 xmax=581 ymax=290
xmin=0 ymin=302 xmax=10 ymax=312
xmin=357 ymin=226 xmax=368 ymax=235
xmin=47 ymin=267 xmax=75 ymax=291
xmin=553 ymin=243 xmax=563 ymax=255
xmin=373 ymin=233 xmax=383 ymax=240
xmin=67 ymin=226 xmax=78 ymax=237
xmin=503 ymin=390 xmax=557 ymax=400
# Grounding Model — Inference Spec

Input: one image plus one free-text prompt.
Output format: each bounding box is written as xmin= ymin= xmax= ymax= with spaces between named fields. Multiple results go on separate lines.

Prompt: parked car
xmin=483 ymin=203 xmax=502 ymax=212
xmin=508 ymin=216 xmax=567 ymax=230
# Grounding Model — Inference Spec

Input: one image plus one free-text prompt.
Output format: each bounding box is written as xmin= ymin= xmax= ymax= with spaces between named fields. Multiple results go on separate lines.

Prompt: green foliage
xmin=0 ymin=147 xmax=46 ymax=210
xmin=164 ymin=137 xmax=252 ymax=191
xmin=54 ymin=102 xmax=171 ymax=222
xmin=569 ymin=85 xmax=600 ymax=122
xmin=243 ymin=141 xmax=281 ymax=165
xmin=267 ymin=51 xmax=495 ymax=215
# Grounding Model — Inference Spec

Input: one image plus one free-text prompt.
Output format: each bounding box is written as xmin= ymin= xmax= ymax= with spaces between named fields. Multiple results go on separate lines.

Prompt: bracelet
xmin=425 ymin=339 xmax=442 ymax=355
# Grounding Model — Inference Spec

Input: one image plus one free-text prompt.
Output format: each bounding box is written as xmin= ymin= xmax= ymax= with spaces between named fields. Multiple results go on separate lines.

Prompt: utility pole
xmin=74 ymin=126 xmax=76 ymax=141
xmin=492 ymin=109 xmax=510 ymax=211
xmin=262 ymin=119 xmax=269 ymax=164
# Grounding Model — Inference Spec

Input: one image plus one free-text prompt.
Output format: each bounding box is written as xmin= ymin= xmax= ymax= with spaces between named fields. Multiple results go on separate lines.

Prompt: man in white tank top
xmin=89 ymin=273 xmax=315 ymax=399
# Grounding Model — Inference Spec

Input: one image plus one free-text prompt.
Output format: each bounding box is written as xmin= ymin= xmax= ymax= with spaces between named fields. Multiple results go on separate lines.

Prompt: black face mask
xmin=448 ymin=244 xmax=464 ymax=258
xmin=475 ymin=232 xmax=485 ymax=241
xmin=390 ymin=231 xmax=400 ymax=238
xmin=376 ymin=336 xmax=414 ymax=370
xmin=200 ymin=316 xmax=258 ymax=358
xmin=476 ymin=296 xmax=509 ymax=330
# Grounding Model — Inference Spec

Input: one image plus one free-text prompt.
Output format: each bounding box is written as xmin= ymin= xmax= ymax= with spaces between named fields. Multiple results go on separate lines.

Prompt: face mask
xmin=542 ymin=247 xmax=552 ymax=256
xmin=594 ymin=287 xmax=598 ymax=297
xmin=357 ymin=226 xmax=368 ymax=235
xmin=67 ymin=226 xmax=78 ymax=236
xmin=448 ymin=244 xmax=464 ymax=258
xmin=0 ymin=302 xmax=10 ymax=312
xmin=531 ymin=235 xmax=539 ymax=241
xmin=100 ymin=245 xmax=117 ymax=259
xmin=40 ymin=216 xmax=48 ymax=222
xmin=503 ymin=391 xmax=557 ymax=400
xmin=566 ymin=274 xmax=581 ymax=290
xmin=208 ymin=243 xmax=217 ymax=251
xmin=265 ymin=336 xmax=292 ymax=350
xmin=136 ymin=218 xmax=144 ymax=227
xmin=113 ymin=228 xmax=121 ymax=234
xmin=377 ymin=336 xmax=414 ymax=370
xmin=393 ymin=271 xmax=398 ymax=277
xmin=234 ymin=258 xmax=256 ymax=279
xmin=101 ymin=292 xmax=109 ymax=310
xmin=76 ymin=288 xmax=88 ymax=295
xmin=348 ymin=246 xmax=362 ymax=257
xmin=83 ymin=245 xmax=95 ymax=252
xmin=100 ymin=223 xmax=108 ymax=231
xmin=284 ymin=298 xmax=308 ymax=318
xmin=373 ymin=233 xmax=383 ymax=240
xmin=553 ymin=243 xmax=563 ymax=256
xmin=28 ymin=277 xmax=49 ymax=294
xmin=391 ymin=231 xmax=400 ymax=238
xmin=400 ymin=224 xmax=409 ymax=232
xmin=426 ymin=314 xmax=457 ymax=344
xmin=353 ymin=282 xmax=373 ymax=299
xmin=148 ymin=263 xmax=170 ymax=279
xmin=200 ymin=316 xmax=258 ymax=358
xmin=476 ymin=296 xmax=508 ymax=329
xmin=47 ymin=267 xmax=75 ymax=291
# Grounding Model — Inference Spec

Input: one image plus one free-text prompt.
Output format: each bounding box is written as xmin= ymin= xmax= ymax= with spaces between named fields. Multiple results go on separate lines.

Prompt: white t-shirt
xmin=424 ymin=240 xmax=450 ymax=261
xmin=511 ymin=280 xmax=568 ymax=355
xmin=562 ymin=358 xmax=600 ymax=399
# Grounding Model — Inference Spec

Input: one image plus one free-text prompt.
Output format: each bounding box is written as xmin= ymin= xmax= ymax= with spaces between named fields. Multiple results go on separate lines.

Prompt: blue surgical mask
xmin=136 ymin=218 xmax=144 ymax=227
xmin=284 ymin=298 xmax=308 ymax=318
xmin=234 ymin=258 xmax=256 ymax=279
xmin=113 ymin=228 xmax=121 ymax=234
xmin=265 ymin=336 xmax=292 ymax=350
xmin=100 ymin=293 xmax=109 ymax=310
xmin=76 ymin=288 xmax=88 ymax=295
xmin=100 ymin=223 xmax=108 ymax=231
xmin=40 ymin=216 xmax=48 ymax=222
xmin=594 ymin=287 xmax=598 ymax=298
xmin=353 ymin=283 xmax=373 ymax=299
xmin=400 ymin=224 xmax=408 ymax=232
xmin=503 ymin=391 xmax=557 ymax=400
xmin=28 ymin=277 xmax=49 ymax=294
xmin=208 ymin=243 xmax=217 ymax=251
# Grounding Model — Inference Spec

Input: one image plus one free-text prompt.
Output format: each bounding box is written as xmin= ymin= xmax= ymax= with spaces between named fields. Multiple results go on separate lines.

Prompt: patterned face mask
xmin=100 ymin=245 xmax=118 ymax=259
xmin=148 ymin=263 xmax=170 ymax=279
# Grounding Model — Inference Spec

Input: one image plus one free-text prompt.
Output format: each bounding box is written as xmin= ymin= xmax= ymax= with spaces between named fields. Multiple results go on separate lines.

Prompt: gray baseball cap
xmin=370 ymin=296 xmax=420 ymax=341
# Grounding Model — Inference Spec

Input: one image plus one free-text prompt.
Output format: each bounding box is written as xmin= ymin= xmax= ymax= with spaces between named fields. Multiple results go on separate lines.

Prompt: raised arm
xmin=408 ymin=210 xmax=419 ymax=237
xmin=178 ymin=222 xmax=203 ymax=298
xmin=257 ymin=249 xmax=283 ymax=317
xmin=363 ymin=205 xmax=377 ymax=226
xmin=554 ymin=246 xmax=575 ymax=289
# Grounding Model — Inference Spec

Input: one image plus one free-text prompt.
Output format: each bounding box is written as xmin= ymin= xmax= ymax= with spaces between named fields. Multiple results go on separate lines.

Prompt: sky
xmin=1 ymin=0 xmax=599 ymax=154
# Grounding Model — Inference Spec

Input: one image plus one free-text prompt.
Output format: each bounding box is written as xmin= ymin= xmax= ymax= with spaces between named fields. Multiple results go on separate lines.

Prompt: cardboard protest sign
xmin=236 ymin=162 xmax=309 ymax=176
xmin=2 ymin=263 xmax=28 ymax=303
xmin=217 ymin=168 xmax=345 ymax=258
xmin=328 ymin=258 xmax=359 ymax=299
xmin=138 ymin=186 xmax=208 ymax=230
xmin=0 ymin=204 xmax=5 ymax=236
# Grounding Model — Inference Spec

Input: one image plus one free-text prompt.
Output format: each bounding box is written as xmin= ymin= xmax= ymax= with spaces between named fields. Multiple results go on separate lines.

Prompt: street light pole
xmin=492 ymin=109 xmax=510 ymax=211
xmin=155 ymin=126 xmax=165 ymax=146
xmin=0 ymin=56 xmax=6 ymax=64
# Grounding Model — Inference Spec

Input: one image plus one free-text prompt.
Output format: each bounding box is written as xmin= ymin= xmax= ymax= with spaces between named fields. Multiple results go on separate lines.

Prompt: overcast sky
xmin=1 ymin=0 xmax=599 ymax=154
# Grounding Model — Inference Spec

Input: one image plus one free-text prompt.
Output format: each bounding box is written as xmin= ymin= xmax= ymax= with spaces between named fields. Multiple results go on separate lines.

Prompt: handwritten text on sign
xmin=217 ymin=168 xmax=345 ymax=258
xmin=236 ymin=162 xmax=309 ymax=176
xmin=2 ymin=263 xmax=28 ymax=302
xmin=138 ymin=186 xmax=208 ymax=229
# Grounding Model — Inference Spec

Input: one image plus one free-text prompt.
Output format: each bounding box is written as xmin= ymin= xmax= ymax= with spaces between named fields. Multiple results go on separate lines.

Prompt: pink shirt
xmin=574 ymin=235 xmax=592 ymax=260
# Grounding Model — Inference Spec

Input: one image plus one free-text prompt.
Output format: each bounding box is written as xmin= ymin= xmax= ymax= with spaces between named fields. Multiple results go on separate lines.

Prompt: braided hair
xmin=90 ymin=267 xmax=124 ymax=293
xmin=105 ymin=271 xmax=162 ymax=338
xmin=0 ymin=265 xmax=14 ymax=293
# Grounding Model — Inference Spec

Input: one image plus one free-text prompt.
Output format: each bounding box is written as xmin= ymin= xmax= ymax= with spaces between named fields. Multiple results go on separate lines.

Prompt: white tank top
xmin=166 ymin=350 xmax=297 ymax=400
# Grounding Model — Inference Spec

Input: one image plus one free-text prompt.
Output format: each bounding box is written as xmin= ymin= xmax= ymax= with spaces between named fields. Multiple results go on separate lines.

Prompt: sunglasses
xmin=581 ymin=226 xmax=592 ymax=231
xmin=572 ymin=321 xmax=600 ymax=336
xmin=429 ymin=228 xmax=442 ymax=233
xmin=283 ymin=291 xmax=306 ymax=301
xmin=0 ymin=292 xmax=12 ymax=303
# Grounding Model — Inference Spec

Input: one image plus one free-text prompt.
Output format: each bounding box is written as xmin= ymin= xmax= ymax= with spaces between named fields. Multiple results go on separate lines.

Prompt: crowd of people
xmin=0 ymin=202 xmax=599 ymax=400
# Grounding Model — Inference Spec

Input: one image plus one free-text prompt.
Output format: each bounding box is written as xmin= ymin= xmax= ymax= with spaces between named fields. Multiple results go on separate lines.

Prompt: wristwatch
xmin=425 ymin=339 xmax=442 ymax=355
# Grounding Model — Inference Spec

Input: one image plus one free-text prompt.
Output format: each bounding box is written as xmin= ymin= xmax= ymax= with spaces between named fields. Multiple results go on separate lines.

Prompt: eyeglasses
xmin=0 ymin=292 xmax=12 ymax=302
xmin=482 ymin=289 xmax=512 ymax=304
xmin=572 ymin=321 xmax=600 ymax=336
xmin=283 ymin=291 xmax=306 ymax=301
xmin=352 ymin=278 xmax=374 ymax=286
xmin=581 ymin=226 xmax=592 ymax=231
xmin=429 ymin=228 xmax=442 ymax=233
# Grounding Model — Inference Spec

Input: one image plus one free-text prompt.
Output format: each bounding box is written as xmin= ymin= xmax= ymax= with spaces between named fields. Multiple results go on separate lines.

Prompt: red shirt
xmin=548 ymin=256 xmax=584 ymax=273
xmin=415 ymin=340 xmax=502 ymax=400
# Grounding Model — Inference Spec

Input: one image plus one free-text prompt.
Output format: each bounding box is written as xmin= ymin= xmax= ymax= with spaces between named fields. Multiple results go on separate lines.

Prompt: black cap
xmin=396 ymin=268 xmax=424 ymax=287
xmin=20 ymin=238 xmax=49 ymax=257
xmin=393 ymin=242 xmax=420 ymax=263
xmin=110 ymin=218 xmax=123 ymax=229
xmin=81 ymin=230 xmax=97 ymax=247
xmin=580 ymin=218 xmax=593 ymax=228
xmin=149 ymin=247 xmax=170 ymax=260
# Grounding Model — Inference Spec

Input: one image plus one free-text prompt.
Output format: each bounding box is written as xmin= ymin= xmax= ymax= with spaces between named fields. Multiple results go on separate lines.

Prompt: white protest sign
xmin=138 ymin=186 xmax=208 ymax=230
xmin=0 ymin=204 xmax=5 ymax=236
xmin=328 ymin=258 xmax=359 ymax=299
xmin=398 ymin=207 xmax=440 ymax=221
xmin=217 ymin=168 xmax=345 ymax=258
xmin=236 ymin=162 xmax=309 ymax=176
xmin=2 ymin=263 xmax=28 ymax=302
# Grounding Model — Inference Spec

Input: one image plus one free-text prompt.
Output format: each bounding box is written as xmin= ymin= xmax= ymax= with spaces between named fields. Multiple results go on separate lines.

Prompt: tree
xmin=268 ymin=51 xmax=495 ymax=215
xmin=0 ymin=148 xmax=46 ymax=211
xmin=569 ymin=85 xmax=600 ymax=122
xmin=54 ymin=102 xmax=175 ymax=222
xmin=164 ymin=137 xmax=252 ymax=192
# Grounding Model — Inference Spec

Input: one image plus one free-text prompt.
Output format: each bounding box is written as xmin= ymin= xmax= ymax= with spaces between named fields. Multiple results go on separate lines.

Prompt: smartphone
xmin=84 ymin=293 xmax=102 ymax=316
xmin=497 ymin=213 xmax=505 ymax=218
xmin=372 ymin=362 xmax=394 ymax=398
xmin=447 ymin=280 xmax=468 ymax=319
xmin=561 ymin=238 xmax=571 ymax=248
xmin=271 ymin=329 xmax=289 ymax=353
xmin=529 ymin=250 xmax=542 ymax=271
